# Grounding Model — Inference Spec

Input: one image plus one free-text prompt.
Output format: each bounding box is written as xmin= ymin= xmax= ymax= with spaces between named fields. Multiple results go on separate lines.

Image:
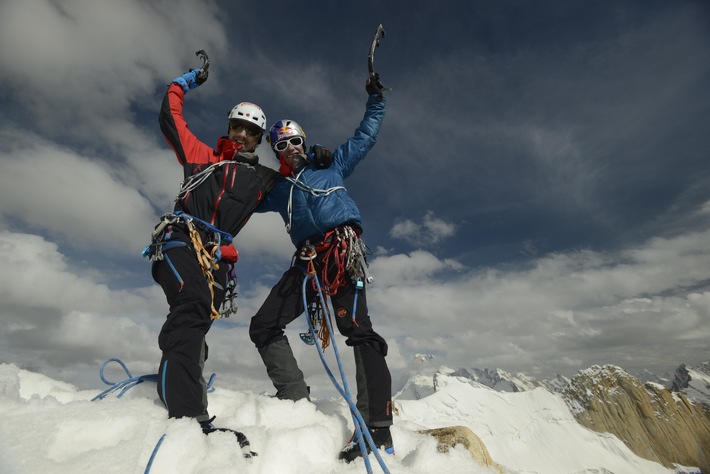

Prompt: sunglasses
xmin=229 ymin=121 xmax=261 ymax=137
xmin=273 ymin=136 xmax=304 ymax=152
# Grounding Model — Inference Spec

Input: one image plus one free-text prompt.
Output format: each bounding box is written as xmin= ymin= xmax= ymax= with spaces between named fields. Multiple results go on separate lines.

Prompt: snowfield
xmin=0 ymin=362 xmax=695 ymax=474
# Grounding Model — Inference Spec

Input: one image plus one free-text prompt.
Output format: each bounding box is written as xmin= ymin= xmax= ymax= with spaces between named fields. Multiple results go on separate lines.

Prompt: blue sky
xmin=0 ymin=0 xmax=709 ymax=393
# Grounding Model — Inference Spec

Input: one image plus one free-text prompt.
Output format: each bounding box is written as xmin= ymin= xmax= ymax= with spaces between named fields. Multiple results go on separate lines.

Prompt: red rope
xmin=306 ymin=252 xmax=332 ymax=351
xmin=316 ymin=235 xmax=348 ymax=296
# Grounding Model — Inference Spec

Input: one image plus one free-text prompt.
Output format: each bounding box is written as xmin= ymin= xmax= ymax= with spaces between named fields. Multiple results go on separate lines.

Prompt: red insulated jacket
xmin=159 ymin=83 xmax=278 ymax=260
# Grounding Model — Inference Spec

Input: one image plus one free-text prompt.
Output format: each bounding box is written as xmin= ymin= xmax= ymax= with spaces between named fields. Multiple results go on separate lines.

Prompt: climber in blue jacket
xmin=249 ymin=72 xmax=394 ymax=462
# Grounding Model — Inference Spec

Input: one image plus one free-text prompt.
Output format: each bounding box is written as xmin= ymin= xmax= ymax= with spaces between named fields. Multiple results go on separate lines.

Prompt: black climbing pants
xmin=152 ymin=245 xmax=227 ymax=421
xmin=249 ymin=253 xmax=393 ymax=427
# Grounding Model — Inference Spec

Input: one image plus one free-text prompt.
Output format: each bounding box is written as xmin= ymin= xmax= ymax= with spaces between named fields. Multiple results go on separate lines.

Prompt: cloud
xmin=0 ymin=130 xmax=158 ymax=254
xmin=234 ymin=212 xmax=296 ymax=263
xmin=367 ymin=223 xmax=710 ymax=378
xmin=389 ymin=211 xmax=457 ymax=247
xmin=4 ymin=211 xmax=710 ymax=390
xmin=0 ymin=230 xmax=163 ymax=383
xmin=0 ymin=0 xmax=235 ymax=257
xmin=0 ymin=0 xmax=228 ymax=142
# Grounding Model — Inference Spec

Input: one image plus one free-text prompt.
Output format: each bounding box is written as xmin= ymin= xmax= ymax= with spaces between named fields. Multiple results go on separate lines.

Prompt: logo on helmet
xmin=268 ymin=120 xmax=306 ymax=145
xmin=275 ymin=126 xmax=295 ymax=141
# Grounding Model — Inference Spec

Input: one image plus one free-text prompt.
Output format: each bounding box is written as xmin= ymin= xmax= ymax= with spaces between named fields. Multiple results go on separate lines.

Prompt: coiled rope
xmin=285 ymin=167 xmax=346 ymax=234
xmin=91 ymin=358 xmax=216 ymax=402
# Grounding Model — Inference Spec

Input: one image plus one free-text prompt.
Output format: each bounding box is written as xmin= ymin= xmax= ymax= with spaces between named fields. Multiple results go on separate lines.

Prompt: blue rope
xmin=90 ymin=359 xmax=216 ymax=472
xmin=91 ymin=358 xmax=157 ymax=401
xmin=144 ymin=433 xmax=166 ymax=473
xmin=91 ymin=358 xmax=216 ymax=402
xmin=302 ymin=274 xmax=390 ymax=474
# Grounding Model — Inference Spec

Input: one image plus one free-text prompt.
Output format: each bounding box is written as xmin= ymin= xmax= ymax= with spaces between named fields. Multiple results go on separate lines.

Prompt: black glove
xmin=366 ymin=73 xmax=384 ymax=100
xmin=309 ymin=145 xmax=333 ymax=168
xmin=292 ymin=154 xmax=309 ymax=173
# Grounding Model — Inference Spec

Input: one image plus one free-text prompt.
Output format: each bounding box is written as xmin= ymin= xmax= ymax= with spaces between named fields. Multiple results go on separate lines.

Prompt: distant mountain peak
xmin=670 ymin=361 xmax=710 ymax=408
xmin=414 ymin=354 xmax=434 ymax=363
xmin=396 ymin=365 xmax=543 ymax=401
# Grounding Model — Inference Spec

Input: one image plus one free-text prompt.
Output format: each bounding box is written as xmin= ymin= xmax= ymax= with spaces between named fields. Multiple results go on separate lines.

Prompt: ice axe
xmin=367 ymin=24 xmax=390 ymax=99
xmin=193 ymin=49 xmax=210 ymax=84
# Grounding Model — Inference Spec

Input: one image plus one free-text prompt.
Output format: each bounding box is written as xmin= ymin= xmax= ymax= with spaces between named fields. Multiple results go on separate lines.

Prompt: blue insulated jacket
xmin=257 ymin=95 xmax=386 ymax=247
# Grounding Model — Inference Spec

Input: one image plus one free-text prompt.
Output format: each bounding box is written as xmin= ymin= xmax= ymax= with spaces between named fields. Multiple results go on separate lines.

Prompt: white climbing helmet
xmin=227 ymin=102 xmax=267 ymax=132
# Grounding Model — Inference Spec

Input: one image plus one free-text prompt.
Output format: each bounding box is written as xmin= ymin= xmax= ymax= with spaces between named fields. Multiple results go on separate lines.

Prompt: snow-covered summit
xmin=444 ymin=366 xmax=541 ymax=392
xmin=395 ymin=363 xmax=549 ymax=400
xmin=1 ymin=362 xmax=695 ymax=473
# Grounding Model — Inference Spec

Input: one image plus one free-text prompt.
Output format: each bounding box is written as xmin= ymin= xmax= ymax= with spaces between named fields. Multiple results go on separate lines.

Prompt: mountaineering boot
xmin=200 ymin=417 xmax=257 ymax=458
xmin=258 ymin=337 xmax=310 ymax=401
xmin=338 ymin=426 xmax=394 ymax=463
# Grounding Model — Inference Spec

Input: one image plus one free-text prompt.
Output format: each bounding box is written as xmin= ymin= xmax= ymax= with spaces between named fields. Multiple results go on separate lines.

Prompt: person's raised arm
xmin=158 ymin=69 xmax=215 ymax=166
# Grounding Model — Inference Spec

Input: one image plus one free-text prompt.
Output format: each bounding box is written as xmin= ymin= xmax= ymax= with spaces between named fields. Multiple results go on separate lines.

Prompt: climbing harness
xmin=300 ymin=263 xmax=390 ymax=474
xmin=142 ymin=211 xmax=235 ymax=319
xmin=90 ymin=358 xmax=216 ymax=402
xmin=285 ymin=167 xmax=346 ymax=234
xmin=142 ymin=211 xmax=232 ymax=262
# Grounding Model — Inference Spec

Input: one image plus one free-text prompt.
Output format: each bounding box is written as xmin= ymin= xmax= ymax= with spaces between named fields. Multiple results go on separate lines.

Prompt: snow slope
xmin=0 ymin=362 xmax=695 ymax=474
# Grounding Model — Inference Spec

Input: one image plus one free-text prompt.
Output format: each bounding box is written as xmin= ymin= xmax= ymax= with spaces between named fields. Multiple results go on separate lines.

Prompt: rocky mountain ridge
xmin=398 ymin=358 xmax=710 ymax=473
xmin=563 ymin=364 xmax=710 ymax=472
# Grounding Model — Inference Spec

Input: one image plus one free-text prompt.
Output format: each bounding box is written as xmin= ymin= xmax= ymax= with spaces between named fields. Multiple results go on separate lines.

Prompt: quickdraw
xmin=219 ymin=264 xmax=238 ymax=318
xmin=316 ymin=225 xmax=371 ymax=296
xmin=300 ymin=245 xmax=333 ymax=351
